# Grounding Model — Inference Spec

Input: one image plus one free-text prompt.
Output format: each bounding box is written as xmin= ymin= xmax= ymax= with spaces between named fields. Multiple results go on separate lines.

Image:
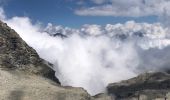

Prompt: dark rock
xmin=0 ymin=20 xmax=112 ymax=100
xmin=107 ymin=72 xmax=170 ymax=100
xmin=52 ymin=33 xmax=67 ymax=38
xmin=133 ymin=31 xmax=145 ymax=37
xmin=0 ymin=21 xmax=60 ymax=83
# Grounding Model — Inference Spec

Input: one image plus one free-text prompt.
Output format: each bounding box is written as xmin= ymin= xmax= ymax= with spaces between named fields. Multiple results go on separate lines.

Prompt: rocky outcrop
xmin=0 ymin=21 xmax=112 ymax=100
xmin=107 ymin=72 xmax=170 ymax=100
xmin=2 ymin=20 xmax=170 ymax=100
xmin=0 ymin=21 xmax=60 ymax=83
xmin=3 ymin=20 xmax=170 ymax=100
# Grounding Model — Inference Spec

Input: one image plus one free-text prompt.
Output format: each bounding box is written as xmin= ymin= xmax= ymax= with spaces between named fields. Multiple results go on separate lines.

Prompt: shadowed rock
xmin=0 ymin=21 xmax=111 ymax=100
xmin=0 ymin=20 xmax=59 ymax=83
xmin=107 ymin=72 xmax=170 ymax=100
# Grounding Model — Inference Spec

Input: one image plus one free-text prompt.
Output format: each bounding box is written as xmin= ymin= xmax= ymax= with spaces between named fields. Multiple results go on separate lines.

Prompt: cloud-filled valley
xmin=1 ymin=6 xmax=170 ymax=95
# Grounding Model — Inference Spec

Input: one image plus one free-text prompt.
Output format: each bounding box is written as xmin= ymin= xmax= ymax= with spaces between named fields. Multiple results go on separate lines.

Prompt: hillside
xmin=1 ymin=20 xmax=170 ymax=100
xmin=0 ymin=21 xmax=111 ymax=100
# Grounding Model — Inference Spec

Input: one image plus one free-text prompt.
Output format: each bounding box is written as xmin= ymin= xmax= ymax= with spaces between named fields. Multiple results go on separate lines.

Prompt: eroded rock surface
xmin=0 ymin=70 xmax=93 ymax=100
xmin=107 ymin=72 xmax=170 ymax=100
xmin=0 ymin=21 xmax=60 ymax=83
xmin=0 ymin=21 xmax=112 ymax=100
xmin=2 ymin=20 xmax=170 ymax=100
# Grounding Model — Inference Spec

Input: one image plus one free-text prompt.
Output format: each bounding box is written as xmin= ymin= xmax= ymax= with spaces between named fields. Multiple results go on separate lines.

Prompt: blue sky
xmin=2 ymin=0 xmax=159 ymax=28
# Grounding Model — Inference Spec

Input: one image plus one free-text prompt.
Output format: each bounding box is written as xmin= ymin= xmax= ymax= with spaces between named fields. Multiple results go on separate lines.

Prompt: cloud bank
xmin=75 ymin=0 xmax=170 ymax=17
xmin=1 ymin=7 xmax=170 ymax=95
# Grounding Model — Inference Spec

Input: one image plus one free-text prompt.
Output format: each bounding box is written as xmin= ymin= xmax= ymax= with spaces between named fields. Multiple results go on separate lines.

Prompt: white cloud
xmin=75 ymin=0 xmax=170 ymax=17
xmin=0 ymin=7 xmax=5 ymax=20
xmin=1 ymin=7 xmax=170 ymax=95
xmin=81 ymin=24 xmax=103 ymax=36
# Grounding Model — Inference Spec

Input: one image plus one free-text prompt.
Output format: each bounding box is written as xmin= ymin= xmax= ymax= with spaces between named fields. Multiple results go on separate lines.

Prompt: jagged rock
xmin=0 ymin=21 xmax=59 ymax=83
xmin=107 ymin=72 xmax=170 ymax=100
xmin=0 ymin=21 xmax=112 ymax=100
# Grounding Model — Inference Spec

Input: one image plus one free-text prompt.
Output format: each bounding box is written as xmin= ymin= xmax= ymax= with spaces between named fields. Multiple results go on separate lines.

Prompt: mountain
xmin=0 ymin=21 xmax=111 ymax=100
xmin=107 ymin=72 xmax=170 ymax=100
xmin=0 ymin=21 xmax=60 ymax=83
xmin=1 ymin=20 xmax=170 ymax=100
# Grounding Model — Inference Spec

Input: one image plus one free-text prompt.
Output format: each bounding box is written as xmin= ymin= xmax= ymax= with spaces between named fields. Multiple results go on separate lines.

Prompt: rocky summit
xmin=0 ymin=21 xmax=112 ymax=100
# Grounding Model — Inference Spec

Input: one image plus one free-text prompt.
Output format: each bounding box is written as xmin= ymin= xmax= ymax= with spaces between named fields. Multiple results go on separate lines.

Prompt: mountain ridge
xmin=1 ymin=20 xmax=170 ymax=100
xmin=0 ymin=20 xmax=112 ymax=100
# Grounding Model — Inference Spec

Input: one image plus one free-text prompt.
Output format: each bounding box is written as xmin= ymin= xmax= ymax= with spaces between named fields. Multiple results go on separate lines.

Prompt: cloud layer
xmin=1 ymin=7 xmax=170 ymax=95
xmin=75 ymin=0 xmax=170 ymax=17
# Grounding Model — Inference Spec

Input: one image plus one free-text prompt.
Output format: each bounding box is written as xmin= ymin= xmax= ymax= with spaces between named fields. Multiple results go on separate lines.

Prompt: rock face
xmin=107 ymin=72 xmax=170 ymax=100
xmin=0 ymin=21 xmax=59 ymax=83
xmin=0 ymin=21 xmax=112 ymax=100
xmin=2 ymin=20 xmax=170 ymax=100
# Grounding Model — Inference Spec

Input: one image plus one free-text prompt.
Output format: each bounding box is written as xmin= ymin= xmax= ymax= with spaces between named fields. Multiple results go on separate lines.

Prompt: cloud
xmin=81 ymin=24 xmax=104 ymax=36
xmin=0 ymin=7 xmax=5 ymax=20
xmin=75 ymin=0 xmax=170 ymax=17
xmin=90 ymin=0 xmax=107 ymax=4
xmin=1 ymin=7 xmax=170 ymax=95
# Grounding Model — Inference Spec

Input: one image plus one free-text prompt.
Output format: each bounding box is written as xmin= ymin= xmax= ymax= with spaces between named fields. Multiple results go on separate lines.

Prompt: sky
xmin=1 ymin=0 xmax=160 ymax=28
xmin=1 ymin=0 xmax=170 ymax=95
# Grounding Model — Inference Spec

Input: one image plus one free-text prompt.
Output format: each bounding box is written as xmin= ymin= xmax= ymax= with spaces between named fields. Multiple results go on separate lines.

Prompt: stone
xmin=107 ymin=72 xmax=170 ymax=100
xmin=0 ymin=20 xmax=59 ymax=83
xmin=0 ymin=20 xmax=112 ymax=100
xmin=92 ymin=93 xmax=113 ymax=100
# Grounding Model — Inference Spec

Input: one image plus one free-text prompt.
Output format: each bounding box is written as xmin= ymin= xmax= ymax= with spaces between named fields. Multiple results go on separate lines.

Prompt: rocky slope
xmin=107 ymin=72 xmax=170 ymax=100
xmin=2 ymin=20 xmax=170 ymax=100
xmin=0 ymin=21 xmax=112 ymax=100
